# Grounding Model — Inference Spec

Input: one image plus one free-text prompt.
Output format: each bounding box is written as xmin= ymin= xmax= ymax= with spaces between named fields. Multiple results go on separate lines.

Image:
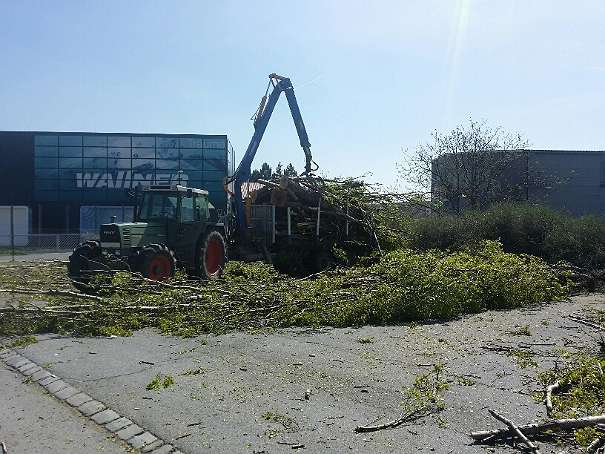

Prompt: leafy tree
xmin=284 ymin=163 xmax=298 ymax=177
xmin=250 ymin=162 xmax=273 ymax=181
xmin=401 ymin=119 xmax=531 ymax=213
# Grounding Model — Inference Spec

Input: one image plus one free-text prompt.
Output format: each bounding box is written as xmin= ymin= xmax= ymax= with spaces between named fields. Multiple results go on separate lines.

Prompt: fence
xmin=0 ymin=233 xmax=97 ymax=261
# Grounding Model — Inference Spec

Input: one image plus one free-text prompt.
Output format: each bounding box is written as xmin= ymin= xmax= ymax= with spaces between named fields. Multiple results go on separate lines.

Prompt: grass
xmin=0 ymin=241 xmax=570 ymax=338
xmin=1 ymin=335 xmax=38 ymax=350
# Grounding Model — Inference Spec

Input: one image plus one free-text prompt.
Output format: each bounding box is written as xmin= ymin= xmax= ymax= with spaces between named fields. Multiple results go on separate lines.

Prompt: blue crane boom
xmin=230 ymin=73 xmax=316 ymax=236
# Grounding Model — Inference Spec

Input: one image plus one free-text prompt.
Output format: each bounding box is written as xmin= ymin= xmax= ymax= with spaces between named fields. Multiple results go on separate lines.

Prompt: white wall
xmin=0 ymin=206 xmax=30 ymax=246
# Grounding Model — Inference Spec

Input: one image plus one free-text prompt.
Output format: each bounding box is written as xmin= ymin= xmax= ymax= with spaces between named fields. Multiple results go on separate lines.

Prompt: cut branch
xmin=487 ymin=409 xmax=540 ymax=453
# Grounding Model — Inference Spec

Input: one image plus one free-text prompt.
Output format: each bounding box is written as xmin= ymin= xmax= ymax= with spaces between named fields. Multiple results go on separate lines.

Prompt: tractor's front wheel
xmin=68 ymin=240 xmax=102 ymax=292
xmin=140 ymin=244 xmax=176 ymax=280
xmin=195 ymin=231 xmax=227 ymax=280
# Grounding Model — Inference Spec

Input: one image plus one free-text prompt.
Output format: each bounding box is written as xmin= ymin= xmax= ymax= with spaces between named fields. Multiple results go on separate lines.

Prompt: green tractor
xmin=68 ymin=185 xmax=227 ymax=288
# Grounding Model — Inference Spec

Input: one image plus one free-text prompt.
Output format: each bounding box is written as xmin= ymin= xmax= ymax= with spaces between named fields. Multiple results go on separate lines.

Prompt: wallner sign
xmin=75 ymin=171 xmax=189 ymax=189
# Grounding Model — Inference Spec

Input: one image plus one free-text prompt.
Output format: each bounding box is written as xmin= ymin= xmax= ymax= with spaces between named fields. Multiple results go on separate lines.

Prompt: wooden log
xmin=545 ymin=382 xmax=560 ymax=417
xmin=488 ymin=409 xmax=540 ymax=453
xmin=470 ymin=414 xmax=605 ymax=441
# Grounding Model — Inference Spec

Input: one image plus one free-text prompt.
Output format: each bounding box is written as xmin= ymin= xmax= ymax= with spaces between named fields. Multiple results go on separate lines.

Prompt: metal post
xmin=272 ymin=205 xmax=276 ymax=244
xmin=55 ymin=234 xmax=59 ymax=250
xmin=316 ymin=197 xmax=321 ymax=237
xmin=287 ymin=207 xmax=291 ymax=236
xmin=345 ymin=205 xmax=349 ymax=237
xmin=10 ymin=205 xmax=15 ymax=262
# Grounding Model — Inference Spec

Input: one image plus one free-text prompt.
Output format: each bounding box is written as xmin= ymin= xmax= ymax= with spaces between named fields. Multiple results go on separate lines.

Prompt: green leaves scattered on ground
xmin=0 ymin=241 xmax=569 ymax=337
xmin=146 ymin=374 xmax=175 ymax=390
xmin=537 ymin=353 xmax=605 ymax=446
xmin=0 ymin=335 xmax=37 ymax=350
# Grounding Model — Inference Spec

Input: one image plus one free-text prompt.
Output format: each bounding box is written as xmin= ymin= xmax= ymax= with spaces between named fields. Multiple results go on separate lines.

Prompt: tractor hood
xmin=100 ymin=222 xmax=168 ymax=249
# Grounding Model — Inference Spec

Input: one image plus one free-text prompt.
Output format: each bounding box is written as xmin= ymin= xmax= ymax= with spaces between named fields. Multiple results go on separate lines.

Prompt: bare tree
xmin=400 ymin=119 xmax=530 ymax=213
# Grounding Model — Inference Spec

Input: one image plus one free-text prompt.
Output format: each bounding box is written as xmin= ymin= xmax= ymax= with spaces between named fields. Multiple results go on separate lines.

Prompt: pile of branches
xmin=247 ymin=175 xmax=428 ymax=254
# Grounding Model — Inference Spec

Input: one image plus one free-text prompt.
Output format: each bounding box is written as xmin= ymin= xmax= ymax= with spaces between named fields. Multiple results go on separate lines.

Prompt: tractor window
xmin=194 ymin=196 xmax=209 ymax=220
xmin=181 ymin=195 xmax=195 ymax=222
xmin=138 ymin=193 xmax=178 ymax=221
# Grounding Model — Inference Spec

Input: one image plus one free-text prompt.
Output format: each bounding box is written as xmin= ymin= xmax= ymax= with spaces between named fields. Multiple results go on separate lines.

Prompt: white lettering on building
xmin=76 ymin=172 xmax=188 ymax=189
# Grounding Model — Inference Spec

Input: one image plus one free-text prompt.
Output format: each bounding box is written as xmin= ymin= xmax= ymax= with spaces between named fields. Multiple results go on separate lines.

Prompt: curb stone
xmin=1 ymin=349 xmax=177 ymax=453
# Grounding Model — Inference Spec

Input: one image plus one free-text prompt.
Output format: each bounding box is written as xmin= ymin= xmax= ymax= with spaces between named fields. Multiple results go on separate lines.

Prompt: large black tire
xmin=194 ymin=231 xmax=227 ymax=280
xmin=68 ymin=240 xmax=102 ymax=291
xmin=139 ymin=244 xmax=176 ymax=280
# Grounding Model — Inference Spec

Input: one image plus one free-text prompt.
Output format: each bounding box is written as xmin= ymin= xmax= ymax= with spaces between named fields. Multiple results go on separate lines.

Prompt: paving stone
xmin=116 ymin=424 xmax=143 ymax=441
xmin=128 ymin=431 xmax=157 ymax=449
xmin=45 ymin=379 xmax=68 ymax=393
xmin=78 ymin=400 xmax=106 ymax=416
xmin=141 ymin=440 xmax=166 ymax=452
xmin=0 ymin=350 xmax=15 ymax=359
xmin=5 ymin=356 xmax=24 ymax=367
xmin=22 ymin=366 xmax=42 ymax=376
xmin=66 ymin=392 xmax=93 ymax=407
xmin=16 ymin=361 xmax=35 ymax=372
xmin=105 ymin=417 xmax=133 ymax=433
xmin=54 ymin=385 xmax=79 ymax=400
xmin=1 ymin=355 xmax=19 ymax=364
xmin=91 ymin=409 xmax=120 ymax=424
xmin=31 ymin=369 xmax=51 ymax=381
xmin=38 ymin=375 xmax=60 ymax=386
xmin=150 ymin=444 xmax=174 ymax=454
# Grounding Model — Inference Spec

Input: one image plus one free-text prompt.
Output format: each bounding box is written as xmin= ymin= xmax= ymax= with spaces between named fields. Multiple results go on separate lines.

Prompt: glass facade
xmin=33 ymin=133 xmax=230 ymax=209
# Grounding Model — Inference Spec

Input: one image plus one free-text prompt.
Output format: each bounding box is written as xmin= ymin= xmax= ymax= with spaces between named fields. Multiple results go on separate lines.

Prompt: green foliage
xmin=508 ymin=349 xmax=538 ymax=368
xmin=538 ymin=354 xmax=605 ymax=418
xmin=146 ymin=374 xmax=175 ymax=390
xmin=0 ymin=241 xmax=568 ymax=338
xmin=357 ymin=336 xmax=374 ymax=344
xmin=508 ymin=325 xmax=531 ymax=336
xmin=410 ymin=202 xmax=605 ymax=269
xmin=261 ymin=411 xmax=298 ymax=432
xmin=538 ymin=353 xmax=605 ymax=447
xmin=402 ymin=363 xmax=448 ymax=415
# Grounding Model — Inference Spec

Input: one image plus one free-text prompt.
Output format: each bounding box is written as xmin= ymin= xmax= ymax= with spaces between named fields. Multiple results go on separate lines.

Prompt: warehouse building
xmin=0 ymin=131 xmax=234 ymax=234
xmin=432 ymin=149 xmax=605 ymax=216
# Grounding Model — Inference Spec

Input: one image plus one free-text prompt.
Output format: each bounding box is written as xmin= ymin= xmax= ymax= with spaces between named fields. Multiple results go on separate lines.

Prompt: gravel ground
xmin=4 ymin=294 xmax=604 ymax=454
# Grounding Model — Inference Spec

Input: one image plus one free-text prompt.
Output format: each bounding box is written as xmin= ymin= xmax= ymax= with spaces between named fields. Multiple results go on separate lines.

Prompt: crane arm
xmin=230 ymin=74 xmax=316 ymax=236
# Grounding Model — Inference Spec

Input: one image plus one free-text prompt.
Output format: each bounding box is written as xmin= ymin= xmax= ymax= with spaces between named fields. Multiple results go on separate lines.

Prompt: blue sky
xmin=1 ymin=1 xmax=604 ymax=187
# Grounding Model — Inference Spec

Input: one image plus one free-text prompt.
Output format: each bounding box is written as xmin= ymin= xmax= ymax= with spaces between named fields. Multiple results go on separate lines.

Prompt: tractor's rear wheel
xmin=196 ymin=231 xmax=227 ymax=280
xmin=68 ymin=240 xmax=102 ymax=292
xmin=140 ymin=244 xmax=176 ymax=280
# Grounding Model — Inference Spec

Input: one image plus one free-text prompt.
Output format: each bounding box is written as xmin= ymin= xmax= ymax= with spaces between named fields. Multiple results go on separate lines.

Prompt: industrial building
xmin=432 ymin=149 xmax=605 ymax=216
xmin=0 ymin=131 xmax=234 ymax=234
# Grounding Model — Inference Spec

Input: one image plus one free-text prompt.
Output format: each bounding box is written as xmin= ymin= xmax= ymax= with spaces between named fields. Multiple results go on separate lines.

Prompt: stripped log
xmin=488 ymin=409 xmax=540 ymax=453
xmin=470 ymin=414 xmax=605 ymax=441
xmin=545 ymin=382 xmax=560 ymax=417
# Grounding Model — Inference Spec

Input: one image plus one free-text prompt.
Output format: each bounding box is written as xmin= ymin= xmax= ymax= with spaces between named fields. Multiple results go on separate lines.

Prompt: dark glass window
xmin=132 ymin=136 xmax=155 ymax=147
xmin=132 ymin=148 xmax=155 ymax=159
xmin=85 ymin=157 xmax=108 ymax=168
xmin=59 ymin=135 xmax=82 ymax=146
xmin=83 ymin=147 xmax=107 ymax=157
xmin=35 ymin=146 xmax=58 ymax=157
xmin=83 ymin=135 xmax=107 ymax=146
xmin=181 ymin=159 xmax=204 ymax=170
xmin=156 ymin=159 xmax=178 ymax=170
xmin=59 ymin=147 xmax=82 ymax=158
xmin=60 ymin=169 xmax=80 ymax=179
xmin=179 ymin=137 xmax=203 ymax=148
xmin=157 ymin=137 xmax=178 ymax=148
xmin=132 ymin=158 xmax=155 ymax=170
xmin=204 ymin=148 xmax=226 ymax=160
xmin=35 ymin=135 xmax=58 ymax=146
xmin=204 ymin=138 xmax=226 ymax=149
xmin=35 ymin=180 xmax=59 ymax=190
xmin=107 ymin=158 xmax=130 ymax=169
xmin=108 ymin=136 xmax=131 ymax=147
xmin=157 ymin=148 xmax=178 ymax=159
xmin=180 ymin=149 xmax=204 ymax=160
xmin=35 ymin=168 xmax=59 ymax=178
xmin=59 ymin=157 xmax=83 ymax=168
xmin=108 ymin=148 xmax=131 ymax=159
xmin=203 ymin=170 xmax=225 ymax=182
xmin=35 ymin=157 xmax=58 ymax=168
